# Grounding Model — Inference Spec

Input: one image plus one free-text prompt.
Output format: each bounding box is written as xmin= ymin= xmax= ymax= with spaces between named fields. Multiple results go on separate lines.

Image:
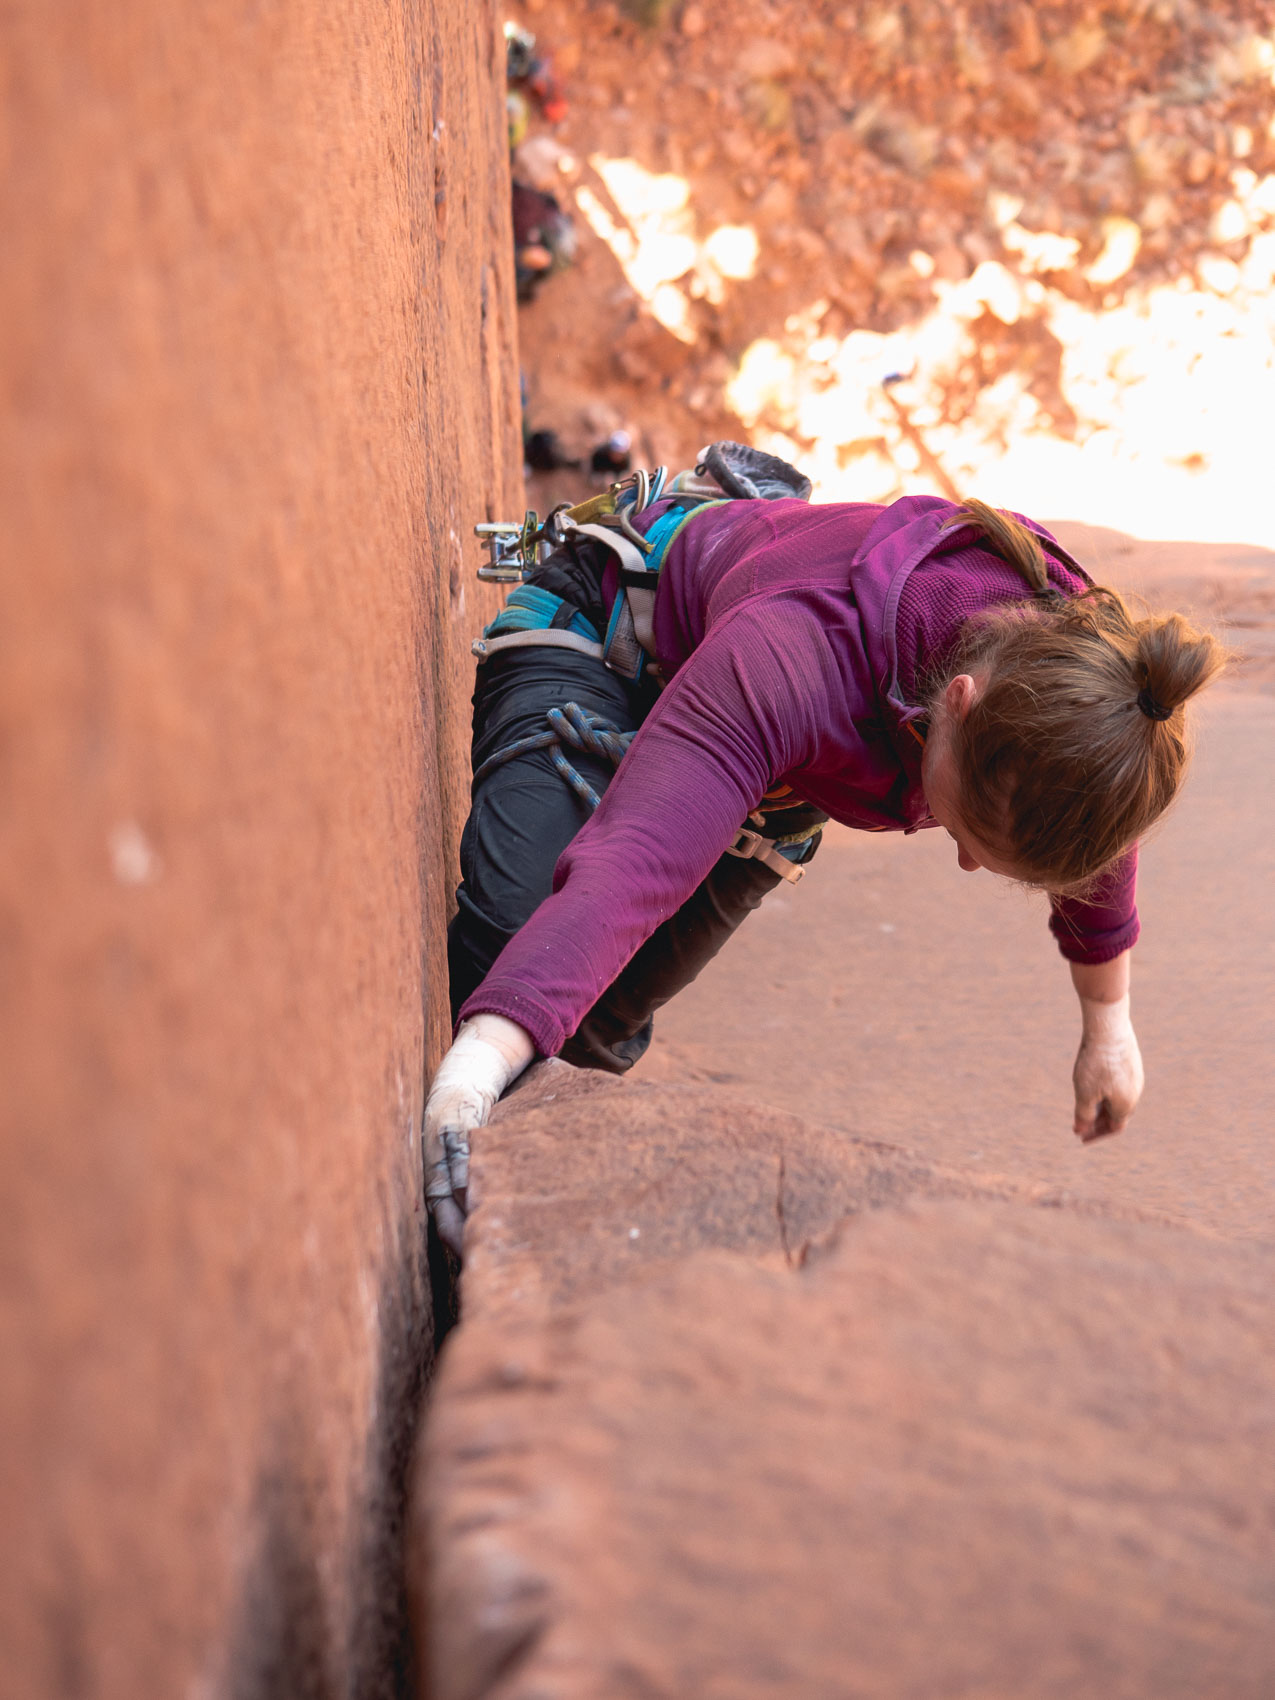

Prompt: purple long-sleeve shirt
xmin=460 ymin=497 xmax=1139 ymax=1057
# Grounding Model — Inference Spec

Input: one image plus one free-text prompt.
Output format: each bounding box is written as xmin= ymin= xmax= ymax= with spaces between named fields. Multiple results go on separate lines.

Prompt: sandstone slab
xmin=460 ymin=1068 xmax=1173 ymax=1318
xmin=413 ymin=1074 xmax=1274 ymax=1699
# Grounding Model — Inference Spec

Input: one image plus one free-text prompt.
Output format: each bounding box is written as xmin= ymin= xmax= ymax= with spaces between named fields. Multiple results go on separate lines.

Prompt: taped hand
xmin=1073 ymin=993 xmax=1144 ymax=1142
xmin=424 ymin=1014 xmax=535 ymax=1254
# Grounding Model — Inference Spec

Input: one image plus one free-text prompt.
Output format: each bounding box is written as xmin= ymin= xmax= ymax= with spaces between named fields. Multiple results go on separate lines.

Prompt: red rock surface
xmin=413 ymin=1074 xmax=1275 ymax=1699
xmin=0 ymin=3 xmax=518 ymax=1695
xmin=464 ymin=1070 xmax=1185 ymax=1317
xmin=11 ymin=0 xmax=1273 ymax=1690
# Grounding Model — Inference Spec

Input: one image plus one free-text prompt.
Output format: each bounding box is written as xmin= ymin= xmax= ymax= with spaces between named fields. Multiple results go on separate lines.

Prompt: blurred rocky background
xmin=512 ymin=0 xmax=1275 ymax=565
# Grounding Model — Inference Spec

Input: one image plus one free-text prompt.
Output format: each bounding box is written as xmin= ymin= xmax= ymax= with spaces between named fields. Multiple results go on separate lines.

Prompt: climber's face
xmin=920 ymin=673 xmax=1028 ymax=882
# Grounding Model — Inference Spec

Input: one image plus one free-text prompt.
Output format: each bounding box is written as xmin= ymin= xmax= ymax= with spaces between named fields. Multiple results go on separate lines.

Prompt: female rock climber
xmin=425 ymin=444 xmax=1224 ymax=1253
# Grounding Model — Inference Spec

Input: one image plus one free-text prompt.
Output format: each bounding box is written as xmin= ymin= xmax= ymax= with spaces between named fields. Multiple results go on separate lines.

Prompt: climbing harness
xmin=472 ymin=460 xmax=722 ymax=680
xmin=469 ymin=441 xmax=820 ymax=881
xmin=468 ymin=705 xmax=822 ymax=881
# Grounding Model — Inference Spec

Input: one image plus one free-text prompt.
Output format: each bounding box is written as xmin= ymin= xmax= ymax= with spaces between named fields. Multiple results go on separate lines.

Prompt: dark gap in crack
xmin=776 ymin=1152 xmax=794 ymax=1269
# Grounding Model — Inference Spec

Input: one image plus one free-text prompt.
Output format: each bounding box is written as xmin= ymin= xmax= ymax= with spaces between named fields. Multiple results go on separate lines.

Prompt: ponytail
xmin=944 ymin=498 xmax=1054 ymax=597
xmin=1133 ymin=611 xmax=1221 ymax=727
xmin=939 ymin=501 xmax=1227 ymax=890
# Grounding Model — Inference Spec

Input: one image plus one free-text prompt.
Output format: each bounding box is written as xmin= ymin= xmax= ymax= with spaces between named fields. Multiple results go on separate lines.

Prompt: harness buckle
xmin=725 ymin=826 xmax=806 ymax=884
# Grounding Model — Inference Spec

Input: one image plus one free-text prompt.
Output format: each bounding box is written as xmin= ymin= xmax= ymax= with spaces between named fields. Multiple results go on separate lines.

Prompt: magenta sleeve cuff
xmin=1048 ymin=845 xmax=1140 ymax=965
xmin=1048 ymin=911 xmax=1141 ymax=965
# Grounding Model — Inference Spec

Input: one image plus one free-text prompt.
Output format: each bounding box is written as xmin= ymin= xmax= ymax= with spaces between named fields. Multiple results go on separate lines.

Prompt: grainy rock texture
xmin=0 ymin=3 xmax=519 ymax=1696
xmin=414 ymin=1070 xmax=1275 ymax=1700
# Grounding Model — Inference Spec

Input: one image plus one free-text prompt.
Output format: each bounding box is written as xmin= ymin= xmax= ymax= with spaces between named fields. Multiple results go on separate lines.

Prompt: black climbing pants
xmin=447 ymin=643 xmax=824 ymax=1074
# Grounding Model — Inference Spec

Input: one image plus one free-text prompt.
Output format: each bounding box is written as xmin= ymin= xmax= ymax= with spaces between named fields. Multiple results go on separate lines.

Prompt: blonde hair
xmin=939 ymin=500 xmax=1226 ymax=890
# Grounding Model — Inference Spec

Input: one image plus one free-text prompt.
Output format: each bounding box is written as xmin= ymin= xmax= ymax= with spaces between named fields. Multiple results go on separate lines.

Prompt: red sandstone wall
xmin=0 ymin=3 xmax=519 ymax=1694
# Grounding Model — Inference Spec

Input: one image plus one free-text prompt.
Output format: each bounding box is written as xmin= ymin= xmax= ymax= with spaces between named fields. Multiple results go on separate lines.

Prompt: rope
xmin=472 ymin=700 xmax=635 ymax=811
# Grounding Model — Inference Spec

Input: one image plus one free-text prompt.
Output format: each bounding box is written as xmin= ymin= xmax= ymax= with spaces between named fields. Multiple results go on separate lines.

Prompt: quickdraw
xmin=472 ymin=466 xmax=664 ymax=583
xmin=472 ymin=465 xmax=725 ymax=681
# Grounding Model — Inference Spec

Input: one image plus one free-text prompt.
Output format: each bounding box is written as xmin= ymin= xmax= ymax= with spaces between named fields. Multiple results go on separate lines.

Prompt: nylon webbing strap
xmin=603 ymin=597 xmax=645 ymax=679
xmin=472 ymin=629 xmax=605 ymax=663
xmin=725 ymin=826 xmax=806 ymax=884
xmin=565 ymin=520 xmax=649 ymax=577
xmin=563 ymin=502 xmax=725 ymax=682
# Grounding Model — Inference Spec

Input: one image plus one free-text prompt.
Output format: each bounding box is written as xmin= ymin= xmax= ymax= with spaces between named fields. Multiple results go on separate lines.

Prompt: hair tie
xmin=1137 ymin=687 xmax=1173 ymax=722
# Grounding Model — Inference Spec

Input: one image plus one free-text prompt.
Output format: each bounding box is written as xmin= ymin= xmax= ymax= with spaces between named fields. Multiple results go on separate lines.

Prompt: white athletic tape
xmin=423 ymin=1017 xmax=534 ymax=1208
xmin=1077 ymin=990 xmax=1132 ymax=1035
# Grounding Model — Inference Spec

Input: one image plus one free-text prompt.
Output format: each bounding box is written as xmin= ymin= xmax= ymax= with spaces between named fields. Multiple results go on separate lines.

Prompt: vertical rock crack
xmin=776 ymin=1152 xmax=794 ymax=1268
